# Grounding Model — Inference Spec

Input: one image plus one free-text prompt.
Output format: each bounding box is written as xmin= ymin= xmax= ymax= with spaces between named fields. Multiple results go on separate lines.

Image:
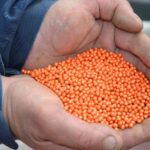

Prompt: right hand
xmin=2 ymin=75 xmax=122 ymax=150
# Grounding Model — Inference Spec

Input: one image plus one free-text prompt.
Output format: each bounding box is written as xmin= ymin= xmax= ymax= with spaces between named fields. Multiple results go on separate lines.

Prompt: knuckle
xmin=78 ymin=131 xmax=95 ymax=150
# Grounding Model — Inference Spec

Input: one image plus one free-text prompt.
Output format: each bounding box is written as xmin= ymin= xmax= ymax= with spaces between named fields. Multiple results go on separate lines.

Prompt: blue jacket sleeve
xmin=0 ymin=0 xmax=35 ymax=148
xmin=0 ymin=0 xmax=56 ymax=149
xmin=0 ymin=0 xmax=35 ymax=73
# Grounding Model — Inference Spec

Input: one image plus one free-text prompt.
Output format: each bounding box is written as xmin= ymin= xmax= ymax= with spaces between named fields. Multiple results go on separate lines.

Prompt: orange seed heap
xmin=22 ymin=48 xmax=150 ymax=129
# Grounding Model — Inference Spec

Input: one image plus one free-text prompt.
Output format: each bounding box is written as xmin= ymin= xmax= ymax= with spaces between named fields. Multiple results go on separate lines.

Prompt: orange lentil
xmin=22 ymin=48 xmax=150 ymax=129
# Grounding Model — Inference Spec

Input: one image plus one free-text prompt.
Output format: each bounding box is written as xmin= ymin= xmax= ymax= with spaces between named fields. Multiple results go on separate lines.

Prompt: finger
xmin=112 ymin=0 xmax=143 ymax=32
xmin=94 ymin=21 xmax=116 ymax=51
xmin=114 ymin=48 xmax=150 ymax=79
xmin=35 ymin=141 xmax=77 ymax=150
xmin=120 ymin=118 xmax=150 ymax=149
xmin=115 ymin=30 xmax=150 ymax=68
xmin=83 ymin=0 xmax=142 ymax=32
xmin=41 ymin=107 xmax=122 ymax=150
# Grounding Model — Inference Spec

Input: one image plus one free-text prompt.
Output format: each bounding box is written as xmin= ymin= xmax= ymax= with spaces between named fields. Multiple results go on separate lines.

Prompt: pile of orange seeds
xmin=22 ymin=48 xmax=150 ymax=129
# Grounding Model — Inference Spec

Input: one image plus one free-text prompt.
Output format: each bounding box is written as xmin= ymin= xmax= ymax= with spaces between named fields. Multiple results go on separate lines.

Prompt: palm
xmin=44 ymin=14 xmax=150 ymax=80
xmin=5 ymin=76 xmax=122 ymax=150
xmin=24 ymin=0 xmax=142 ymax=69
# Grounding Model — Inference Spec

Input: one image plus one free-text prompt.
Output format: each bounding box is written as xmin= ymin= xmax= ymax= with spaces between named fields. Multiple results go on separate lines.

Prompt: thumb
xmin=112 ymin=0 xmax=143 ymax=32
xmin=102 ymin=136 xmax=119 ymax=150
xmin=43 ymin=108 xmax=122 ymax=150
xmin=83 ymin=0 xmax=143 ymax=32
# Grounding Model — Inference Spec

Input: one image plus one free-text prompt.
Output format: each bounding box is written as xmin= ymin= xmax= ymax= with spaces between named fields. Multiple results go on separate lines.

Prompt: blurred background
xmin=130 ymin=0 xmax=150 ymax=37
xmin=0 ymin=0 xmax=150 ymax=149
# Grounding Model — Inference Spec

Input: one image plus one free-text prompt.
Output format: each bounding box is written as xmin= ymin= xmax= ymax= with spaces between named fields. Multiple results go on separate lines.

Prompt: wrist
xmin=2 ymin=75 xmax=20 ymax=121
xmin=1 ymin=76 xmax=12 ymax=123
xmin=1 ymin=75 xmax=31 ymax=128
xmin=0 ymin=75 xmax=18 ymax=149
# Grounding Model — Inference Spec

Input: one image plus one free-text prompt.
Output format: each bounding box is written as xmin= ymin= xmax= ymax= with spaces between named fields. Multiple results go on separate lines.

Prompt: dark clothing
xmin=0 ymin=0 xmax=56 ymax=148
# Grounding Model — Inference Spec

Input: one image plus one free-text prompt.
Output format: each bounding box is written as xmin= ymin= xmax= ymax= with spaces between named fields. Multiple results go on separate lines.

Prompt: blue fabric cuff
xmin=9 ymin=0 xmax=57 ymax=70
xmin=0 ymin=76 xmax=18 ymax=149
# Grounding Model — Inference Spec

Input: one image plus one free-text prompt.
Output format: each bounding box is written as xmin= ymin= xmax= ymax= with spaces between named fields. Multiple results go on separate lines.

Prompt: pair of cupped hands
xmin=2 ymin=0 xmax=150 ymax=149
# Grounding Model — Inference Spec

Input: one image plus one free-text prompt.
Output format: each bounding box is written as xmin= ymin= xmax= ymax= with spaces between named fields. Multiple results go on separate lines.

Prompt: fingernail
xmin=102 ymin=136 xmax=118 ymax=150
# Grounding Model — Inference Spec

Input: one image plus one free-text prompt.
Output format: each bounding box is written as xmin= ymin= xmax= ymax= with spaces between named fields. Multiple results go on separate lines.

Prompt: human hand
xmin=114 ymin=32 xmax=150 ymax=150
xmin=23 ymin=0 xmax=143 ymax=69
xmin=22 ymin=0 xmax=150 ymax=149
xmin=2 ymin=75 xmax=122 ymax=150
